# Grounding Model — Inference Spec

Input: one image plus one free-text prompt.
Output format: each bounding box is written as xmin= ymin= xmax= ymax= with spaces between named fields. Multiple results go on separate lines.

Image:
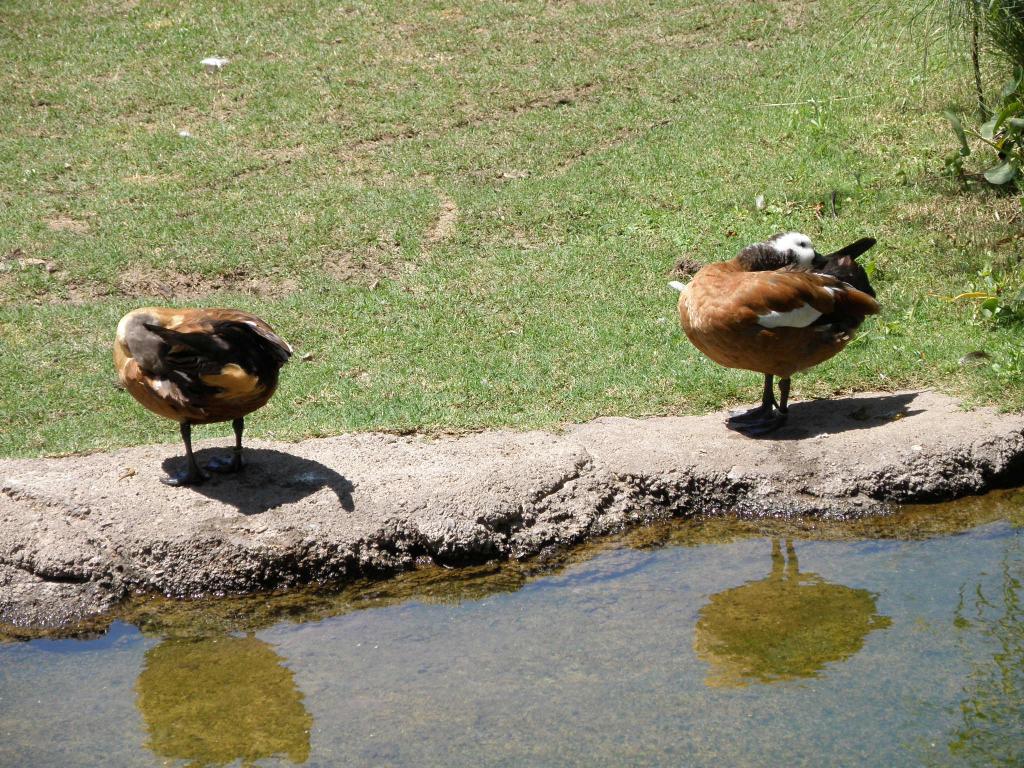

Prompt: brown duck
xmin=670 ymin=232 xmax=880 ymax=435
xmin=114 ymin=307 xmax=292 ymax=485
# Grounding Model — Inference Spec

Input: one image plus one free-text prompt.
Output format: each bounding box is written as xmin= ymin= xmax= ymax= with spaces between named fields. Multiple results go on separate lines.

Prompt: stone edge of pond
xmin=2 ymin=389 xmax=1023 ymax=634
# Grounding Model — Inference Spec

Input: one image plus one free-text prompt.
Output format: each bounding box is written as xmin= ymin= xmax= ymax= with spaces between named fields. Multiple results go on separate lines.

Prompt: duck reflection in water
xmin=136 ymin=633 xmax=311 ymax=767
xmin=694 ymin=538 xmax=891 ymax=687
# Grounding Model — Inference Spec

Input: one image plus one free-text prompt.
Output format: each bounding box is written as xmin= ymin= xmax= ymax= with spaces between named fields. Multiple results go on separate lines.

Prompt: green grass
xmin=1 ymin=0 xmax=1022 ymax=457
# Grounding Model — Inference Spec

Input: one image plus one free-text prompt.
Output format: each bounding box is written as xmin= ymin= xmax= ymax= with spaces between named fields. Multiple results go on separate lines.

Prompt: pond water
xmin=2 ymin=491 xmax=1022 ymax=767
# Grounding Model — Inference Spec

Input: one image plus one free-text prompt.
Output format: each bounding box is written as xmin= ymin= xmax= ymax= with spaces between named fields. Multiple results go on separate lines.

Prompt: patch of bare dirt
xmin=425 ymin=190 xmax=459 ymax=244
xmin=342 ymin=81 xmax=602 ymax=156
xmin=323 ymin=231 xmax=406 ymax=285
xmin=670 ymin=256 xmax=703 ymax=279
xmin=46 ymin=216 xmax=90 ymax=234
xmin=57 ymin=267 xmax=298 ymax=305
xmin=779 ymin=0 xmax=813 ymax=30
xmin=510 ymin=228 xmax=549 ymax=251
xmin=117 ymin=266 xmax=297 ymax=301
xmin=0 ymin=248 xmax=58 ymax=275
xmin=346 ymin=127 xmax=422 ymax=154
xmin=36 ymin=229 xmax=407 ymax=305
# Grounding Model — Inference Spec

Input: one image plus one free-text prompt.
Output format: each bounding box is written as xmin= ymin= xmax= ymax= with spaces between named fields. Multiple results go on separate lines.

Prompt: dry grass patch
xmin=45 ymin=216 xmax=91 ymax=234
xmin=116 ymin=266 xmax=297 ymax=301
xmin=896 ymin=192 xmax=1023 ymax=248
xmin=322 ymin=232 xmax=407 ymax=284
xmin=425 ymin=189 xmax=458 ymax=244
xmin=50 ymin=266 xmax=300 ymax=305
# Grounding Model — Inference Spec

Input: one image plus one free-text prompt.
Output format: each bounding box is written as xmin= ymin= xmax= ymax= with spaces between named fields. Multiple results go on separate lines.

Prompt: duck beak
xmin=811 ymin=250 xmax=827 ymax=267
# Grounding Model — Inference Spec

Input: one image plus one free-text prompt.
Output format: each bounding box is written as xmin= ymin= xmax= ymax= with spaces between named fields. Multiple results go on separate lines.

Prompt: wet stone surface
xmin=1 ymin=389 xmax=1023 ymax=628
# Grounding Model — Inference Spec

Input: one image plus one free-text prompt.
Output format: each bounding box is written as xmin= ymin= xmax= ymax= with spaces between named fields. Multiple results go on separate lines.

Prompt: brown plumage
xmin=115 ymin=307 xmax=292 ymax=485
xmin=674 ymin=234 xmax=880 ymax=435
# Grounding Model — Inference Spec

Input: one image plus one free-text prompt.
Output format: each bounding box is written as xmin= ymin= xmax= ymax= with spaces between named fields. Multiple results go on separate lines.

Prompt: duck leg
xmin=161 ymin=422 xmax=208 ymax=486
xmin=778 ymin=377 xmax=791 ymax=414
xmin=726 ymin=374 xmax=788 ymax=435
xmin=207 ymin=417 xmax=245 ymax=474
xmin=727 ymin=374 xmax=777 ymax=423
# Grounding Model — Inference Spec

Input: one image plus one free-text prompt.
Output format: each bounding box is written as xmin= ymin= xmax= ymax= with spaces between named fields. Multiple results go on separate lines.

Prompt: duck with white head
xmin=670 ymin=232 xmax=880 ymax=435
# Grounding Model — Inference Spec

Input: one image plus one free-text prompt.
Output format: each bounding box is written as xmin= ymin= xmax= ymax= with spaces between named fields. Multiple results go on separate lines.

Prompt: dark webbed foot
xmin=726 ymin=374 xmax=790 ymax=436
xmin=727 ymin=407 xmax=788 ymax=436
xmin=160 ymin=466 xmax=209 ymax=486
xmin=206 ymin=453 xmax=243 ymax=474
xmin=205 ymin=417 xmax=247 ymax=475
xmin=727 ymin=403 xmax=776 ymax=424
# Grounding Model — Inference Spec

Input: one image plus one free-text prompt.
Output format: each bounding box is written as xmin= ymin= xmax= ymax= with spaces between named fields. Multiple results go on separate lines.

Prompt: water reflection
xmin=136 ymin=633 xmax=311 ymax=766
xmin=694 ymin=539 xmax=891 ymax=687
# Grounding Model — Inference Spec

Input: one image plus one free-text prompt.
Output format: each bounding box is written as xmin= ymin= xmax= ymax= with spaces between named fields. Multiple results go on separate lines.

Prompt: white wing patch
xmin=668 ymin=281 xmax=687 ymax=293
xmin=757 ymin=303 xmax=822 ymax=328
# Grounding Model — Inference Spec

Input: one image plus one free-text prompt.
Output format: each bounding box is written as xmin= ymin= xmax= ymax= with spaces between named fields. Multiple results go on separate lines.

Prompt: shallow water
xmin=2 ymin=492 xmax=1023 ymax=767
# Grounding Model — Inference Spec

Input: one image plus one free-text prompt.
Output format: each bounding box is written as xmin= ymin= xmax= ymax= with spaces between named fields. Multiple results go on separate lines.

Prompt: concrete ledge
xmin=2 ymin=390 xmax=1022 ymax=628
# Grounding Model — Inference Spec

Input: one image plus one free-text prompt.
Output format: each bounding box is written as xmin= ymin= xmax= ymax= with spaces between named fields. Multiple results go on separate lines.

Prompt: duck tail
xmin=824 ymin=237 xmax=876 ymax=260
xmin=834 ymin=285 xmax=881 ymax=318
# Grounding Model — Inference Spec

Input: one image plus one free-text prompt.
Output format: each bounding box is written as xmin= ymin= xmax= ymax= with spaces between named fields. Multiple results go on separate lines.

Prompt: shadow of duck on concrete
xmin=161 ymin=448 xmax=355 ymax=515
xmin=765 ymin=391 xmax=923 ymax=440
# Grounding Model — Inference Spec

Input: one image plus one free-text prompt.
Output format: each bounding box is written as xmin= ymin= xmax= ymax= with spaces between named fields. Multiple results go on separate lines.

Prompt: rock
xmin=959 ymin=351 xmax=991 ymax=366
xmin=200 ymin=56 xmax=229 ymax=73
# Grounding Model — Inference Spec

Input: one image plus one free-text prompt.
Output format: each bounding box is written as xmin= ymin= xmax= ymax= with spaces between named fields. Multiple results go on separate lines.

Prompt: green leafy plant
xmin=946 ymin=68 xmax=1024 ymax=186
xmin=945 ymin=0 xmax=1024 ymax=184
xmin=944 ymin=113 xmax=971 ymax=179
xmin=948 ymin=263 xmax=1024 ymax=324
xmin=991 ymin=344 xmax=1024 ymax=381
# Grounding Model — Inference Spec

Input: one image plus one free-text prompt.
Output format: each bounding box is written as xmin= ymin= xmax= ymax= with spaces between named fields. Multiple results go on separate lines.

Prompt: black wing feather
xmin=143 ymin=320 xmax=290 ymax=401
xmin=823 ymin=237 xmax=876 ymax=261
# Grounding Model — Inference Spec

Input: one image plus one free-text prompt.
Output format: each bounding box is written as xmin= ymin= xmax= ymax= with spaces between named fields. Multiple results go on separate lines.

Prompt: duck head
xmin=768 ymin=231 xmax=822 ymax=267
xmin=736 ymin=231 xmax=822 ymax=272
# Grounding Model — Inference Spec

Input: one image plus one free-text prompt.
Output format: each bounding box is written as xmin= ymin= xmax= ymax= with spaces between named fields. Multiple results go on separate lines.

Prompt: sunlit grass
xmin=1 ymin=0 xmax=1021 ymax=457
